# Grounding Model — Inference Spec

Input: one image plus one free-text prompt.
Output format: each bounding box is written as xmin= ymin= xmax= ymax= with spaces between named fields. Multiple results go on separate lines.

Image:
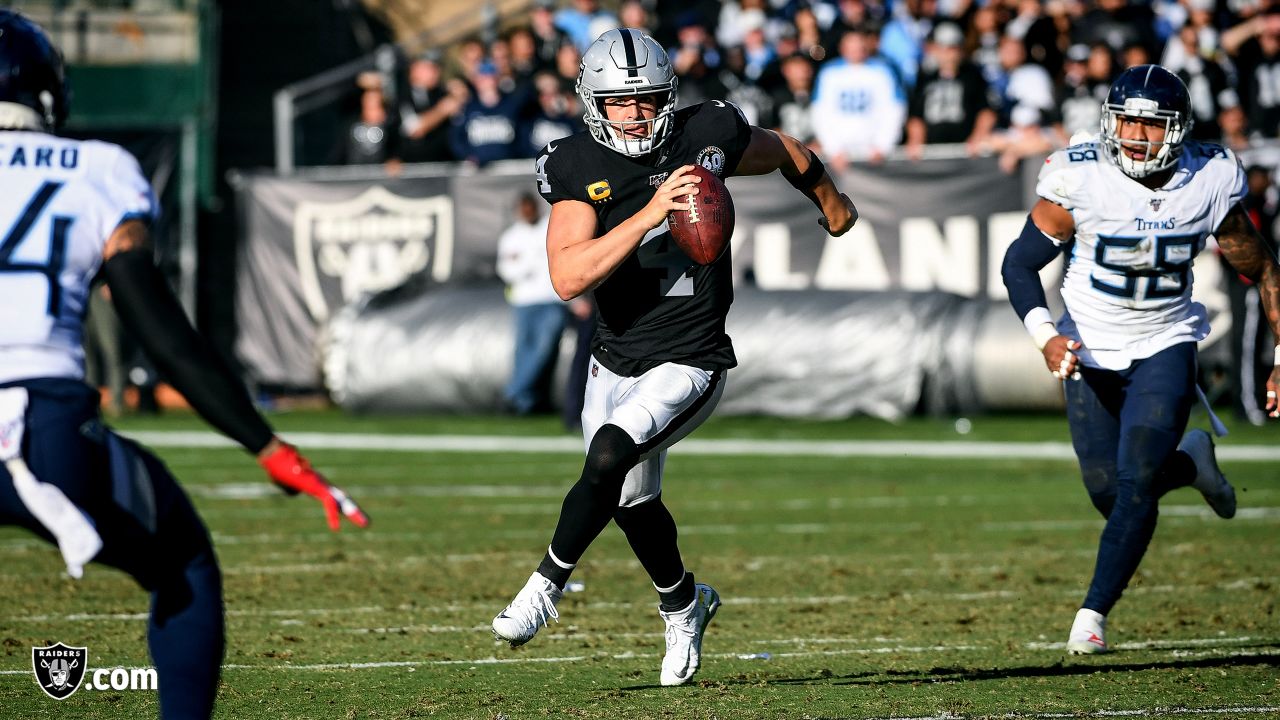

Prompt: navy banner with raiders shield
xmin=233 ymin=157 xmax=1033 ymax=388
xmin=233 ymin=156 xmax=1231 ymax=416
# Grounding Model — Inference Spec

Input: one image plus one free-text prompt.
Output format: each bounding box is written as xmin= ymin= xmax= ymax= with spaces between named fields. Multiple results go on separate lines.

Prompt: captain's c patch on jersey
xmin=587 ymin=180 xmax=611 ymax=202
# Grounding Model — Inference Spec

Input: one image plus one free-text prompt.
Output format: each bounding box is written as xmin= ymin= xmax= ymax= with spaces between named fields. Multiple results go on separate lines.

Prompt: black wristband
xmin=788 ymin=153 xmax=826 ymax=192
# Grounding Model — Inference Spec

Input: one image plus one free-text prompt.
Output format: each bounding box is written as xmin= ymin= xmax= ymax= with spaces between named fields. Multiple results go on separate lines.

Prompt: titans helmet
xmin=1099 ymin=64 xmax=1192 ymax=179
xmin=576 ymin=28 xmax=678 ymax=157
xmin=0 ymin=10 xmax=69 ymax=130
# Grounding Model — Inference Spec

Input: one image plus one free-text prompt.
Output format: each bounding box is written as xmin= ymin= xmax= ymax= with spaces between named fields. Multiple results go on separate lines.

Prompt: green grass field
xmin=0 ymin=411 xmax=1276 ymax=719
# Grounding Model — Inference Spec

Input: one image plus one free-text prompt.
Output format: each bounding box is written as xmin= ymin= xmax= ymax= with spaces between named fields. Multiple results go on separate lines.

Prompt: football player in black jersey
xmin=492 ymin=27 xmax=857 ymax=686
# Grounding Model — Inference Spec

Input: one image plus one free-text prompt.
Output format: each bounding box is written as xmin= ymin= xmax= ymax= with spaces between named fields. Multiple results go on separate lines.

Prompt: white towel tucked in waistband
xmin=0 ymin=388 xmax=102 ymax=579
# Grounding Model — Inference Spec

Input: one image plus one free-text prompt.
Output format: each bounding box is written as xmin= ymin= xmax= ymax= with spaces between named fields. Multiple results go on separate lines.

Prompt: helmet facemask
xmin=1100 ymin=98 xmax=1191 ymax=178
xmin=576 ymin=28 xmax=679 ymax=157
xmin=579 ymin=83 xmax=678 ymax=156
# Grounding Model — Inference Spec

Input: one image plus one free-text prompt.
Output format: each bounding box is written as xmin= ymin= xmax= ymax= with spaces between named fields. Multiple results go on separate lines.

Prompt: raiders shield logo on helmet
xmin=32 ymin=643 xmax=87 ymax=700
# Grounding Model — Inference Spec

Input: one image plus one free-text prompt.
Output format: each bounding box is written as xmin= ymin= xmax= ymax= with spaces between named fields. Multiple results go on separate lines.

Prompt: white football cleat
xmin=1180 ymin=429 xmax=1236 ymax=519
xmin=659 ymin=583 xmax=721 ymax=686
xmin=1066 ymin=608 xmax=1108 ymax=655
xmin=492 ymin=572 xmax=563 ymax=648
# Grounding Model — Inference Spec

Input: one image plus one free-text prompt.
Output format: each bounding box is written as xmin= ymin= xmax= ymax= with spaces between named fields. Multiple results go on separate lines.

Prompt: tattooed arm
xmin=1215 ymin=203 xmax=1280 ymax=418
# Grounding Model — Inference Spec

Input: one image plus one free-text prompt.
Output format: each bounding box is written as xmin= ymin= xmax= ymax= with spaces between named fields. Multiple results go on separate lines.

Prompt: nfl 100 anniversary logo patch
xmin=32 ymin=642 xmax=87 ymax=700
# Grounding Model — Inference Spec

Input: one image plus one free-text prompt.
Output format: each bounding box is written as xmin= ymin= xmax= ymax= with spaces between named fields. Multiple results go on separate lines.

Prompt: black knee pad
xmin=581 ymin=424 xmax=640 ymax=486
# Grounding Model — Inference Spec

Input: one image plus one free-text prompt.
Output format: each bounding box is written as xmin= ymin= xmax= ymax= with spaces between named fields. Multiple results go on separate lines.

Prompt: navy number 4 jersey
xmin=535 ymin=101 xmax=753 ymax=377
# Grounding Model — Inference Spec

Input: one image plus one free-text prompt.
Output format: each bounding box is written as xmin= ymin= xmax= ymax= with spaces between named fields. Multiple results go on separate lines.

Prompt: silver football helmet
xmin=576 ymin=28 xmax=678 ymax=157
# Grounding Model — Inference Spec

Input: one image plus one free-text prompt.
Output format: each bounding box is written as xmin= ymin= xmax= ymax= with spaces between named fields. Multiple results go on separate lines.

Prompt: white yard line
xmin=120 ymin=430 xmax=1280 ymax=462
xmin=3 ymin=643 xmax=1274 ymax=677
xmin=8 ymin=580 xmax=1276 ymax=623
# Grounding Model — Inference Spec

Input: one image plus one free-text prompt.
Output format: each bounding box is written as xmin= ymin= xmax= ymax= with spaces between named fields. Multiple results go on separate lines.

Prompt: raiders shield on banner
xmin=292 ymin=186 xmax=455 ymax=321
xmin=32 ymin=643 xmax=87 ymax=700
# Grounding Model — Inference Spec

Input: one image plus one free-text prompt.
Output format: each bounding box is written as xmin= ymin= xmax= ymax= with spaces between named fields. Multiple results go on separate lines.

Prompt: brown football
xmin=667 ymin=165 xmax=734 ymax=265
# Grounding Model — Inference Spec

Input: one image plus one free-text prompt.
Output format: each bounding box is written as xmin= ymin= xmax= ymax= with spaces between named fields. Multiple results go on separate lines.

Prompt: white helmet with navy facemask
xmin=577 ymin=28 xmax=678 ymax=157
xmin=1100 ymin=64 xmax=1193 ymax=179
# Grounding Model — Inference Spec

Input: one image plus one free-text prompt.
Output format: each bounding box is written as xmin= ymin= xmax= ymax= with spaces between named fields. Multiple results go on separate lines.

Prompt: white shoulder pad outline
xmin=1036 ymin=144 xmax=1099 ymax=208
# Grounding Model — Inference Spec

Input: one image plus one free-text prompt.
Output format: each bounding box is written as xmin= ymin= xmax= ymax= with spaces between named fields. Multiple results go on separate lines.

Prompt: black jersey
xmin=535 ymin=101 xmax=753 ymax=377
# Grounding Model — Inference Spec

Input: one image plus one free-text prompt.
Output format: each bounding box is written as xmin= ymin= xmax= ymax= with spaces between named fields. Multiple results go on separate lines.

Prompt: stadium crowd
xmin=340 ymin=0 xmax=1280 ymax=173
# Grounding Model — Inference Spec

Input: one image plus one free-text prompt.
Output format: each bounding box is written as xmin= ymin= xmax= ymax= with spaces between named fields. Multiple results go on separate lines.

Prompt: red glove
xmin=260 ymin=443 xmax=370 ymax=531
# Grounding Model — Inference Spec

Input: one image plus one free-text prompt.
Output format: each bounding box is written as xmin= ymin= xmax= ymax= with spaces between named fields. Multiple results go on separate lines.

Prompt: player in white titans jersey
xmin=1002 ymin=65 xmax=1280 ymax=655
xmin=0 ymin=12 xmax=368 ymax=718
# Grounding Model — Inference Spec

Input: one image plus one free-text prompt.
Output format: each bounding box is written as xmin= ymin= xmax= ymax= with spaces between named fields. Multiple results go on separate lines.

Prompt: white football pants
xmin=580 ymin=356 xmax=726 ymax=507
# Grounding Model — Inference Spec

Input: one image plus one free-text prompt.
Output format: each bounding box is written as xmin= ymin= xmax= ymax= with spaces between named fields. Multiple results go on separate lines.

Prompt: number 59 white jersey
xmin=0 ymin=130 xmax=156 ymax=384
xmin=1036 ymin=139 xmax=1246 ymax=370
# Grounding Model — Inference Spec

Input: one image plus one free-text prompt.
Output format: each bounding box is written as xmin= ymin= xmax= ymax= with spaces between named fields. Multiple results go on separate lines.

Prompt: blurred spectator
xmin=491 ymin=36 xmax=532 ymax=102
xmin=1166 ymin=25 xmax=1235 ymax=140
xmin=795 ymin=4 xmax=833 ymax=62
xmin=508 ymin=27 xmax=543 ymax=78
xmin=811 ymin=25 xmax=907 ymax=168
xmin=739 ymin=15 xmax=778 ymax=83
xmin=530 ymin=0 xmax=571 ymax=68
xmin=1056 ymin=43 xmax=1111 ymax=140
xmin=1162 ymin=0 xmax=1222 ymax=68
xmin=980 ymin=34 xmax=1062 ymax=172
xmin=561 ymin=295 xmax=595 ymax=432
xmin=1220 ymin=164 xmax=1279 ymax=425
xmin=456 ymin=37 xmax=488 ymax=86
xmin=906 ymin=22 xmax=996 ymax=159
xmin=520 ymin=71 xmax=583 ymax=156
xmin=990 ymin=33 xmax=1056 ymax=132
xmin=880 ymin=0 xmax=937 ymax=90
xmin=1224 ymin=4 xmax=1280 ymax=138
xmin=671 ymin=13 xmax=728 ymax=106
xmin=864 ymin=19 xmax=909 ymax=98
xmin=969 ymin=4 xmax=1005 ymax=85
xmin=398 ymin=52 xmax=463 ymax=163
xmin=84 ymin=286 xmax=127 ymax=417
xmin=341 ymin=71 xmax=399 ymax=165
xmin=619 ymin=0 xmax=654 ymax=34
xmin=1043 ymin=0 xmax=1084 ymax=67
xmin=497 ymin=193 xmax=567 ymax=416
xmin=555 ymin=0 xmax=620 ymax=51
xmin=721 ymin=46 xmax=775 ymax=125
xmin=449 ymin=62 xmax=522 ymax=166
xmin=654 ymin=0 xmax=725 ymax=49
xmin=554 ymin=42 xmax=583 ymax=89
xmin=1072 ymin=0 xmax=1157 ymax=59
xmin=981 ymin=102 xmax=1061 ymax=173
xmin=767 ymin=53 xmax=818 ymax=145
xmin=1119 ymin=39 xmax=1152 ymax=68
xmin=1014 ymin=0 xmax=1068 ymax=77
xmin=1219 ymin=103 xmax=1253 ymax=149
xmin=824 ymin=0 xmax=875 ymax=56
xmin=718 ymin=0 xmax=771 ymax=49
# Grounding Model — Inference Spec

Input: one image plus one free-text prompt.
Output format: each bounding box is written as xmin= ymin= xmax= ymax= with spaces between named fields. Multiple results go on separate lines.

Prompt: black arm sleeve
xmin=1001 ymin=216 xmax=1065 ymax=321
xmin=102 ymin=248 xmax=275 ymax=454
